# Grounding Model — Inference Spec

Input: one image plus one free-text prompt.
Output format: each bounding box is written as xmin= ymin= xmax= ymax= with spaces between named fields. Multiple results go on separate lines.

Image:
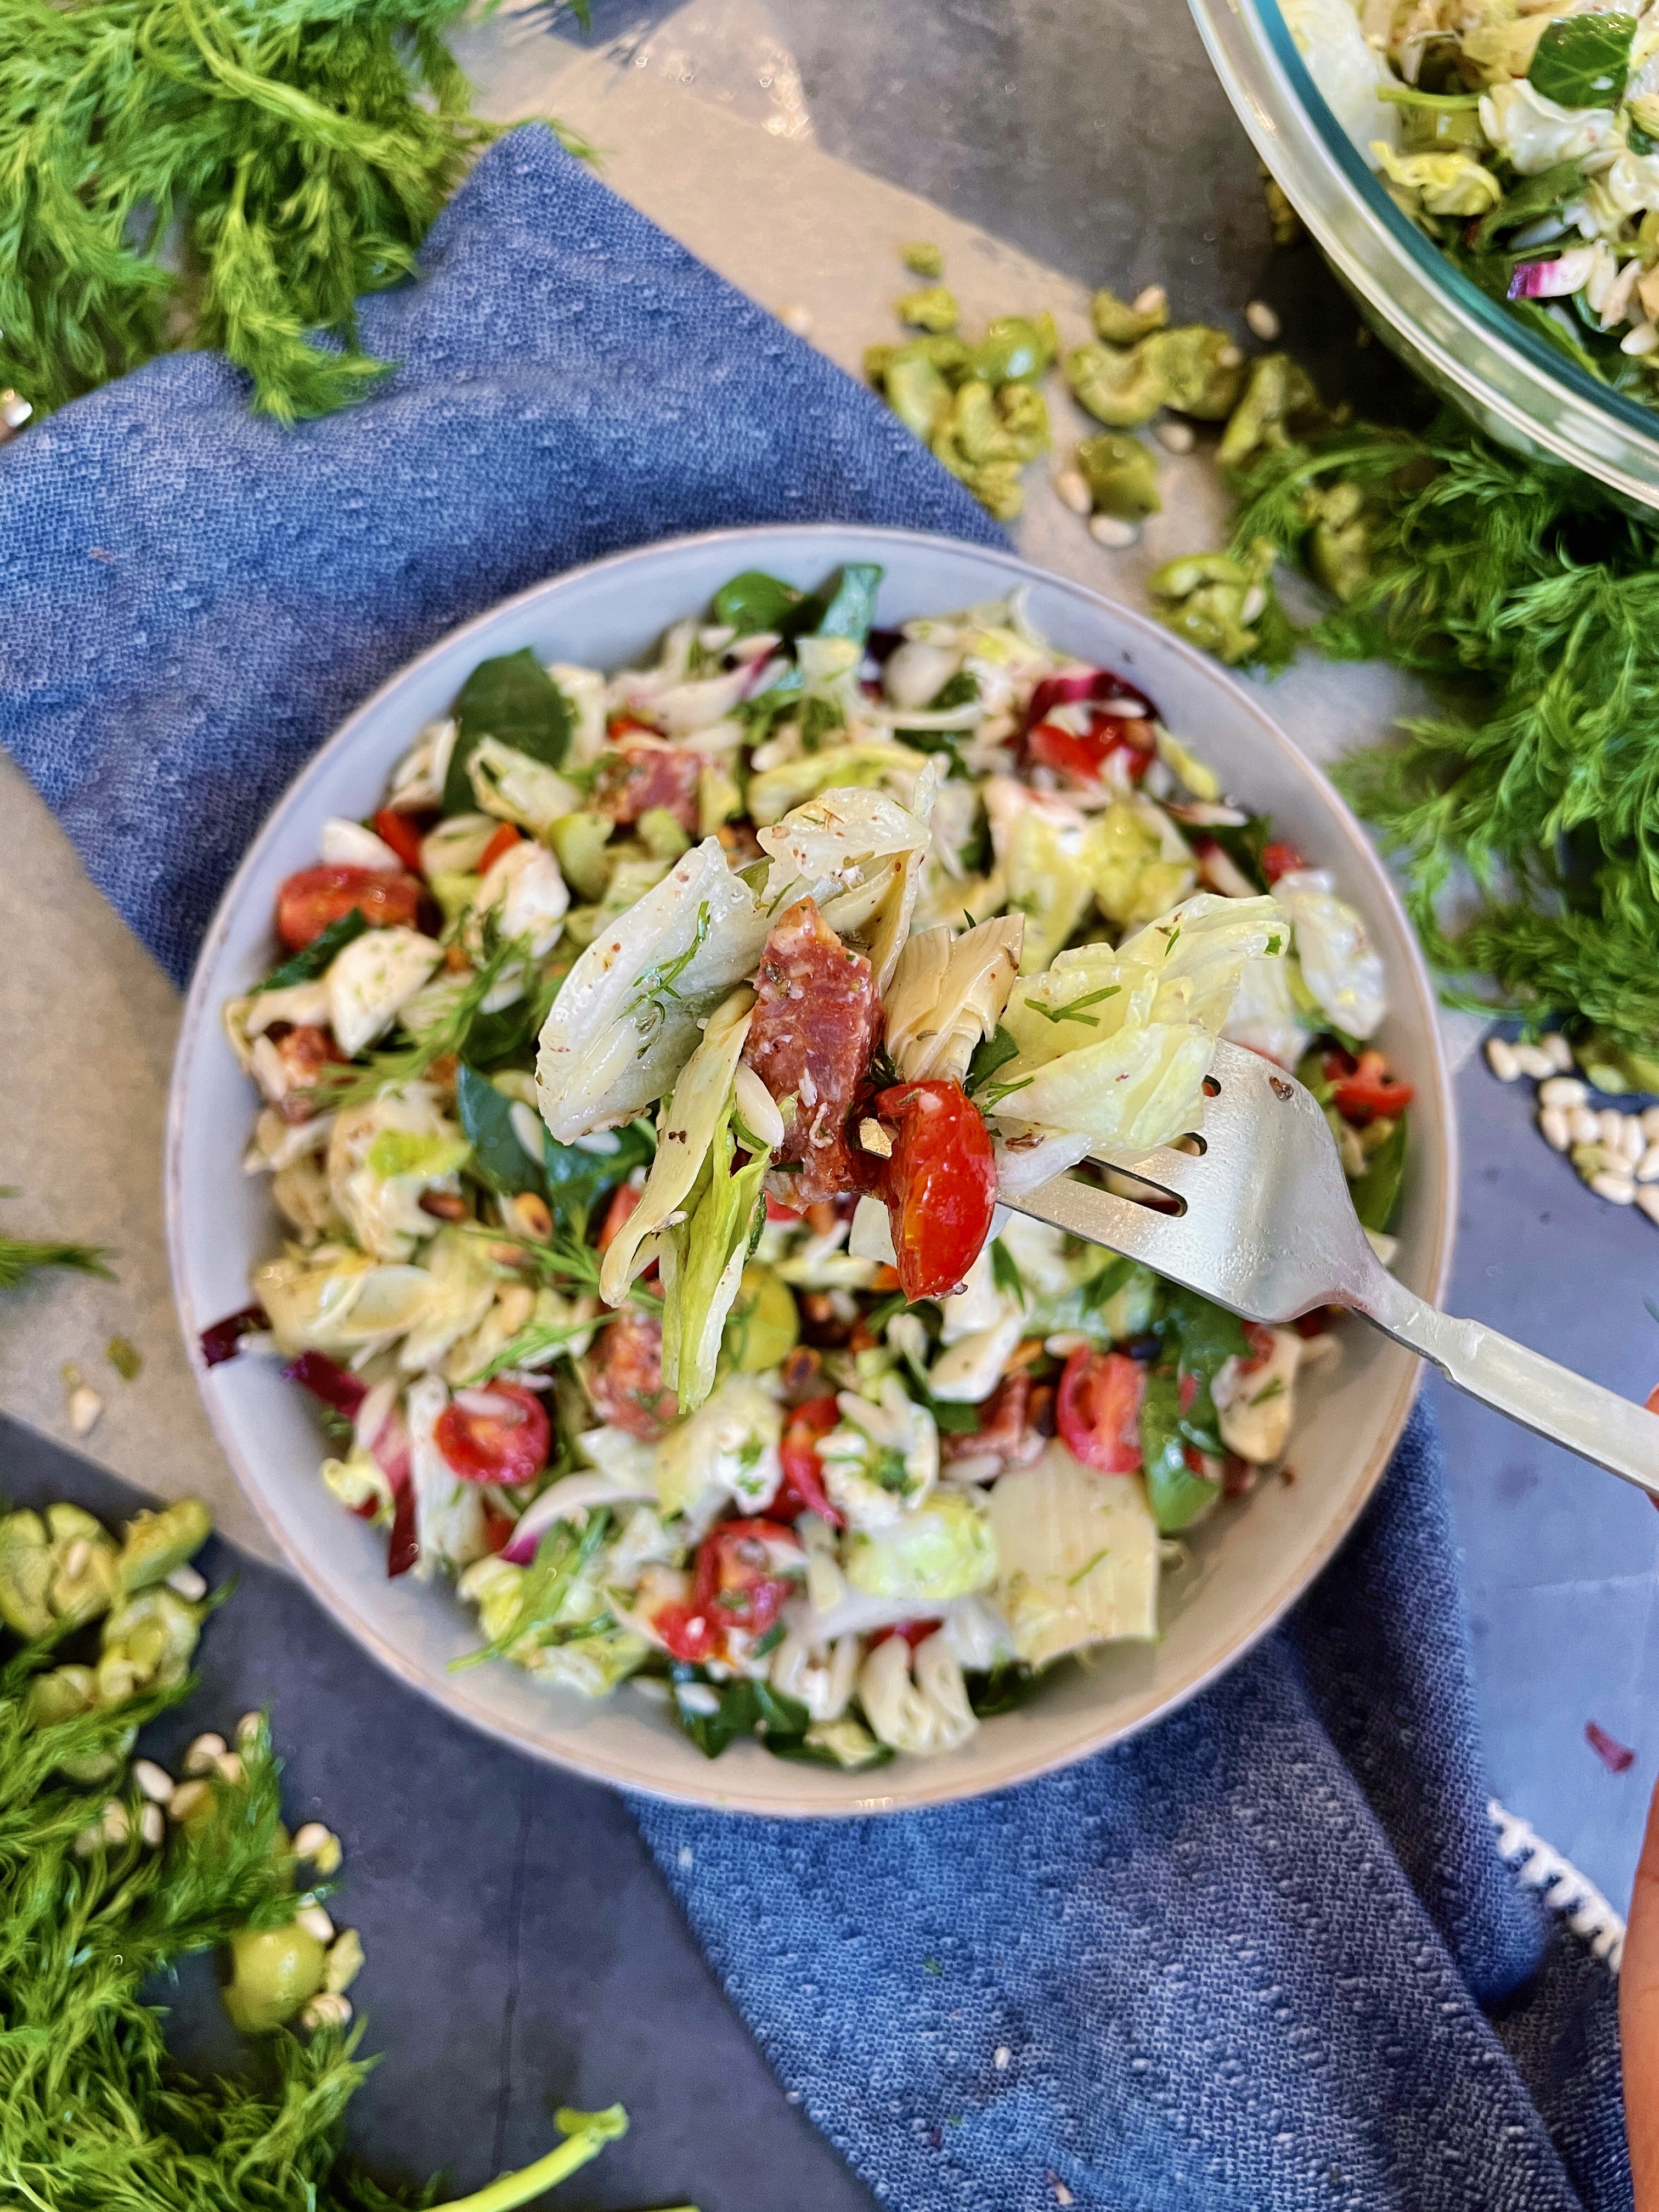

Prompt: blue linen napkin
xmin=0 ymin=125 xmax=1627 ymax=2211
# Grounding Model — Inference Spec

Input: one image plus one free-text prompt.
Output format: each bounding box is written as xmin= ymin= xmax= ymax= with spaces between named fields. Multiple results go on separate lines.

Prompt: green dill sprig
xmin=0 ymin=1192 xmax=115 ymax=1291
xmin=322 ymin=929 xmax=538 ymax=1107
xmin=0 ymin=0 xmax=532 ymax=425
xmin=1216 ymin=408 xmax=1659 ymax=1055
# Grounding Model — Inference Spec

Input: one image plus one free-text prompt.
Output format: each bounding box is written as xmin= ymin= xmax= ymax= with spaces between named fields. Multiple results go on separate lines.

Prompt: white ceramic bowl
xmin=167 ymin=524 xmax=1455 ymax=1815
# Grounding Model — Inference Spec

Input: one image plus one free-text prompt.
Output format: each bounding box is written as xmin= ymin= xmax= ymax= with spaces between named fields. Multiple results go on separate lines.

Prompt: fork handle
xmin=1356 ymin=1268 xmax=1659 ymax=1498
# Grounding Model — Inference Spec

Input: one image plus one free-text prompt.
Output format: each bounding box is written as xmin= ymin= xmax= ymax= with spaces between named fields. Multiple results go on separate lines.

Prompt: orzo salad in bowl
xmin=172 ymin=527 xmax=1450 ymax=1810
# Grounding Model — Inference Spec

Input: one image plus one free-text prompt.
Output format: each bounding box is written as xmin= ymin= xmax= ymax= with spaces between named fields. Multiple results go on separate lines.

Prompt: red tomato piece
xmin=585 ymin=1310 xmax=676 ymax=1440
xmin=693 ymin=1519 xmax=802 ymax=1637
xmin=477 ymin=822 xmax=522 ymax=876
xmin=434 ymin=1383 xmax=551 ymax=1486
xmin=597 ymin=1181 xmax=644 ymax=1254
xmin=1026 ymin=712 xmax=1154 ymax=787
xmin=652 ymin=1600 xmax=722 ymax=1665
xmin=776 ymin=1395 xmax=844 ymax=1525
xmin=275 ymin=864 xmax=422 ymax=952
xmin=872 ymin=1080 xmax=997 ymax=1303
xmin=373 ymin=808 xmax=426 ymax=872
xmin=482 ymin=1508 xmax=520 ymax=1555
xmin=1260 ymin=840 xmax=1307 ymax=885
xmin=1057 ymin=1347 xmax=1146 ymax=1473
xmin=1329 ymin=1049 xmax=1414 ymax=1124
xmin=1240 ymin=1322 xmax=1278 ymax=1369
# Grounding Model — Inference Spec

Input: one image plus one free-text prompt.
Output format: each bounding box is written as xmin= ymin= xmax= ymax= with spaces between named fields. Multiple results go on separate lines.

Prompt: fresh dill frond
xmin=0 ymin=0 xmax=585 ymax=427
xmin=0 ymin=1193 xmax=115 ymax=1290
xmin=1217 ymin=408 xmax=1659 ymax=1054
xmin=325 ymin=930 xmax=539 ymax=1107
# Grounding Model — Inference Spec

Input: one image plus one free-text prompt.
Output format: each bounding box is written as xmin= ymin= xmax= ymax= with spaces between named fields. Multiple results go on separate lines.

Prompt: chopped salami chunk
xmin=585 ymin=1309 xmax=676 ymax=1440
xmin=742 ymin=898 xmax=879 ymax=1206
xmin=591 ymin=743 xmax=702 ymax=832
xmin=940 ymin=1370 xmax=1042 ymax=1474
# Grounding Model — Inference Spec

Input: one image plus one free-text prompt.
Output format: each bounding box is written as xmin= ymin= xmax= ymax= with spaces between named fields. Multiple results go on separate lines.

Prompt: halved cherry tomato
xmin=482 ymin=1508 xmax=520 ymax=1555
xmin=1259 ymin=840 xmax=1307 ymax=885
xmin=1026 ymin=712 xmax=1153 ymax=787
xmin=694 ymin=1518 xmax=802 ymax=1635
xmin=764 ymin=1194 xmax=803 ymax=1225
xmin=1327 ymin=1048 xmax=1414 ymax=1124
xmin=653 ymin=1601 xmax=721 ymax=1664
xmin=872 ymin=1080 xmax=997 ymax=1303
xmin=1241 ymin=1322 xmax=1278 ymax=1368
xmin=275 ymin=864 xmax=422 ymax=951
xmin=477 ymin=822 xmax=522 ymax=875
xmin=373 ymin=808 xmax=426 ymax=872
xmin=776 ymin=1395 xmax=844 ymax=1525
xmin=434 ymin=1383 xmax=551 ymax=1486
xmin=1057 ymin=1347 xmax=1146 ymax=1473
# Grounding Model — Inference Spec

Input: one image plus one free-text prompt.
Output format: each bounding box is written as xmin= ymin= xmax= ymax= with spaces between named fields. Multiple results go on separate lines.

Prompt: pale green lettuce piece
xmin=843 ymin=1491 xmax=997 ymax=1606
xmin=654 ymin=1377 xmax=783 ymax=1530
xmin=747 ymin=742 xmax=921 ymax=828
xmin=1077 ymin=797 xmax=1195 ymax=929
xmin=1001 ymin=805 xmax=1094 ymax=974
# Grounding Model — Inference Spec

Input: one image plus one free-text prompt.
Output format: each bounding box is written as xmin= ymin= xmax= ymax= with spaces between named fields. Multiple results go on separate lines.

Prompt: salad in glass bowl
xmin=1291 ymin=0 xmax=1659 ymax=390
xmin=202 ymin=563 xmax=1410 ymax=1774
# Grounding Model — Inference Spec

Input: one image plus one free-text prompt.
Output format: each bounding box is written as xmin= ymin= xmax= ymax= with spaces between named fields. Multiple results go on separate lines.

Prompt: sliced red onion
xmin=1508 ymin=249 xmax=1596 ymax=301
xmin=200 ymin=1305 xmax=269 ymax=1367
xmin=501 ymin=1471 xmax=654 ymax=1564
xmin=283 ymin=1350 xmax=368 ymax=1418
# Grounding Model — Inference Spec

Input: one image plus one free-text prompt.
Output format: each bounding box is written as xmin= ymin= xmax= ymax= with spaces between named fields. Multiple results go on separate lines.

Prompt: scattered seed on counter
xmin=1088 ymin=513 xmax=1139 ymax=549
xmin=1544 ymin=1034 xmax=1576 ymax=1073
xmin=1053 ymin=468 xmax=1092 ymax=515
xmin=1639 ymin=1144 xmax=1659 ymax=1184
xmin=1245 ymin=300 xmax=1282 ymax=342
xmin=1155 ymin=418 xmax=1195 ymax=454
xmin=1640 ymin=1188 xmax=1659 ymax=1226
xmin=67 ymin=1385 xmax=102 ymax=1437
xmin=1599 ymin=1108 xmax=1627 ymax=1150
xmin=1592 ymin=1170 xmax=1637 ymax=1204
xmin=1486 ymin=1039 xmax=1521 ymax=1081
xmin=1513 ymin=1043 xmax=1555 ymax=1079
xmin=777 ymin=303 xmax=814 ymax=338
xmin=1539 ymin=1076 xmax=1587 ymax=1109
xmin=1539 ymin=1105 xmax=1571 ymax=1152
xmin=1569 ymin=1105 xmax=1600 ymax=1147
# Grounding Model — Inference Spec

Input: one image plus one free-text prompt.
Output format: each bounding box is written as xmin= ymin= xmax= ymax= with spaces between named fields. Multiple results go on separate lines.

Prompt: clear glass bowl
xmin=1188 ymin=0 xmax=1659 ymax=507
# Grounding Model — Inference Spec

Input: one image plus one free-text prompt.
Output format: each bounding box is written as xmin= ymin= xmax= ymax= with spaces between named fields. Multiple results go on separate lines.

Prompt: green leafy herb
xmin=0 ymin=1503 xmax=634 ymax=2212
xmin=965 ymin=1024 xmax=1021 ymax=1097
xmin=468 ymin=1311 xmax=614 ymax=1385
xmin=0 ymin=0 xmax=550 ymax=427
xmin=1022 ymin=984 xmax=1121 ymax=1028
xmin=456 ymin=1064 xmax=545 ymax=1197
xmin=450 ymin=1511 xmax=612 ymax=1674
xmin=324 ymin=928 xmax=535 ymax=1107
xmin=443 ymin=649 xmax=574 ymax=814
xmin=250 ymin=908 xmax=366 ymax=995
xmin=1528 ymin=13 xmax=1635 ymax=109
xmin=964 ymin=1661 xmax=1036 ymax=1719
xmin=1066 ymin=1546 xmax=1111 ymax=1587
xmin=1202 ymin=409 xmax=1659 ymax=1060
xmin=1205 ymin=815 xmax=1271 ymax=891
xmin=0 ymin=1193 xmax=115 ymax=1291
xmin=990 ymin=1238 xmax=1026 ymax=1305
xmin=623 ymin=902 xmax=712 ymax=1041
xmin=1471 ymin=159 xmax=1588 ymax=251
xmin=1248 ymin=1375 xmax=1287 ymax=1407
xmin=1138 ymin=1364 xmax=1222 ymax=1533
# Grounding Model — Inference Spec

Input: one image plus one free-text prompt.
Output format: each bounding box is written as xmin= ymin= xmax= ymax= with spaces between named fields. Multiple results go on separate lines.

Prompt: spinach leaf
xmin=456 ymin=1064 xmax=545 ymax=1197
xmin=1529 ymin=13 xmax=1634 ymax=109
xmin=250 ymin=907 xmax=366 ymax=994
xmin=768 ymin=1718 xmax=896 ymax=1770
xmin=966 ymin=1662 xmax=1037 ymax=1718
xmin=965 ymin=1024 xmax=1020 ymax=1096
xmin=1350 ymin=1109 xmax=1409 ymax=1233
xmin=442 ymin=648 xmax=573 ymax=814
xmin=670 ymin=1669 xmax=811 ymax=1759
xmin=1471 ymin=159 xmax=1588 ymax=250
xmin=1161 ymin=1286 xmax=1249 ymax=1460
xmin=713 ymin=569 xmax=803 ymax=636
xmin=1139 ymin=1364 xmax=1222 ymax=1534
xmin=799 ymin=562 xmax=883 ymax=646
xmin=543 ymin=1121 xmax=656 ymax=1232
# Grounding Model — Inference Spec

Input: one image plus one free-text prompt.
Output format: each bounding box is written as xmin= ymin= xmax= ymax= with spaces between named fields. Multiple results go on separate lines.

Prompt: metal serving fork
xmin=1003 ymin=1038 xmax=1659 ymax=1496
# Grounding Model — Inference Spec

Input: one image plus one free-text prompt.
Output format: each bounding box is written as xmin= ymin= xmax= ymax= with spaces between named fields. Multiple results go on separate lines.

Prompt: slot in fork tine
xmin=1003 ymin=1173 xmax=1240 ymax=1307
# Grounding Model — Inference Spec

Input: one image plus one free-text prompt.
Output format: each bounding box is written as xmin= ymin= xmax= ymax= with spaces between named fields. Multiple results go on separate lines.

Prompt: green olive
xmin=884 ymin=349 xmax=953 ymax=442
xmin=1077 ymin=431 xmax=1161 ymax=522
xmin=1091 ymin=284 xmax=1169 ymax=346
xmin=966 ymin=313 xmax=1055 ymax=386
xmin=721 ymin=1266 xmax=799 ymax=1375
xmin=220 ymin=1924 xmax=328 ymax=2036
xmin=1065 ymin=341 xmax=1164 ymax=431
xmin=896 ymin=284 xmax=959 ymax=334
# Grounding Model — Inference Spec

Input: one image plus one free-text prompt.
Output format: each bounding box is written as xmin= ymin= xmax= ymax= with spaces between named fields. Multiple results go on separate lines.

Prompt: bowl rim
xmin=165 ymin=520 xmax=1458 ymax=1816
xmin=1188 ymin=0 xmax=1659 ymax=506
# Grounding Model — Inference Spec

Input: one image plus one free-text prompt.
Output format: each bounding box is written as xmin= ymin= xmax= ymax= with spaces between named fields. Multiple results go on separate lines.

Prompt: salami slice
xmin=585 ymin=1309 xmax=677 ymax=1440
xmin=742 ymin=897 xmax=879 ymax=1206
xmin=592 ymin=743 xmax=702 ymax=832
